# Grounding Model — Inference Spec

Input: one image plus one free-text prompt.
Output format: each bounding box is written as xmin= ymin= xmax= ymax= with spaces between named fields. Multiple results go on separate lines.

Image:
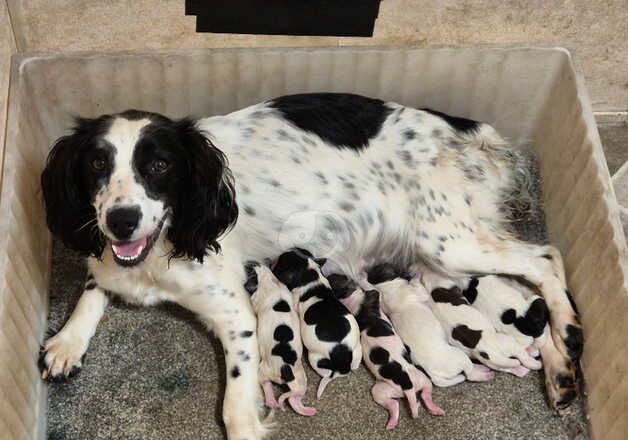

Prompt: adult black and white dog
xmin=40 ymin=93 xmax=582 ymax=438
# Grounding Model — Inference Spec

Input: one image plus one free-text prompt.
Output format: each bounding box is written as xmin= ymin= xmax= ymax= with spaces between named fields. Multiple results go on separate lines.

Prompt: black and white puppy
xmin=39 ymin=93 xmax=581 ymax=439
xmin=368 ymin=264 xmax=494 ymax=387
xmin=244 ymin=262 xmax=316 ymax=417
xmin=330 ymin=274 xmax=444 ymax=430
xmin=461 ymin=276 xmax=549 ymax=350
xmin=271 ymin=249 xmax=362 ymax=398
xmin=420 ymin=269 xmax=541 ymax=376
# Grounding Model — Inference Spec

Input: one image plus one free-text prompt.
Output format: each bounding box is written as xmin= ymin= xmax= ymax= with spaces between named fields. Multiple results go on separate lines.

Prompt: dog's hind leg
xmin=419 ymin=227 xmax=581 ymax=410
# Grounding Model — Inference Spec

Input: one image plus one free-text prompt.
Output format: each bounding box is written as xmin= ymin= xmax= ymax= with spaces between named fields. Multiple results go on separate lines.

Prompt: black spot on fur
xmin=270 ymin=93 xmax=393 ymax=151
xmin=403 ymin=129 xmax=416 ymax=141
xmin=565 ymin=289 xmax=579 ymax=315
xmin=272 ymin=249 xmax=320 ymax=290
xmin=367 ymin=263 xmax=410 ymax=284
xmin=369 ymin=347 xmax=390 ymax=365
xmin=273 ymin=300 xmax=291 ymax=312
xmin=327 ymin=274 xmax=356 ymax=299
xmin=402 ymin=345 xmax=413 ymax=364
xmin=451 ymin=325 xmax=482 ymax=349
xmin=281 ymin=364 xmax=295 ymax=382
xmin=240 ymin=330 xmax=254 ymax=338
xmin=556 ymin=390 xmax=578 ymax=408
xmin=431 ymin=287 xmax=467 ymax=306
xmin=556 ymin=373 xmax=574 ymax=388
xmin=379 ymin=361 xmax=413 ymax=390
xmin=318 ymin=344 xmax=353 ymax=375
xmin=501 ymin=309 xmax=517 ymax=325
xmin=565 ymin=324 xmax=584 ymax=361
xmin=243 ymin=261 xmax=259 ymax=295
xmin=231 ymin=366 xmax=241 ymax=378
xmin=513 ymin=298 xmax=549 ymax=338
xmin=272 ymin=343 xmax=297 ymax=365
xmin=421 ymin=108 xmax=480 ymax=134
xmin=541 ymin=253 xmax=553 ymax=260
xmin=354 ymin=290 xmax=395 ymax=337
xmin=300 ymin=284 xmax=332 ymax=302
xmin=304 ymin=298 xmax=352 ymax=342
xmin=273 ymin=324 xmax=294 ymax=342
xmin=461 ymin=278 xmax=479 ymax=303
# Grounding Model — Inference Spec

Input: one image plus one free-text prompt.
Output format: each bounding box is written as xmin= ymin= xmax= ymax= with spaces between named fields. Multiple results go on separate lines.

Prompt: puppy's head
xmin=41 ymin=110 xmax=238 ymax=267
xmin=271 ymin=248 xmax=324 ymax=290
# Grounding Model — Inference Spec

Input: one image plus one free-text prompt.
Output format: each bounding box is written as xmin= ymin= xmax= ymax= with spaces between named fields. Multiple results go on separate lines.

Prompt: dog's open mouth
xmin=111 ymin=216 xmax=166 ymax=267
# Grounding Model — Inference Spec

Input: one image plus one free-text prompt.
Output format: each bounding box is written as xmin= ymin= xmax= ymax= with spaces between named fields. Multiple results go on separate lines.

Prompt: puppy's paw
xmin=39 ymin=331 xmax=87 ymax=382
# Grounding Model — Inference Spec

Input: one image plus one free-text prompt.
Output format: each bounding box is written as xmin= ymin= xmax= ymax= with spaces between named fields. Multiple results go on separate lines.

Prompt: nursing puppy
xmin=330 ymin=274 xmax=444 ymax=430
xmin=244 ymin=262 xmax=316 ymax=417
xmin=272 ymin=249 xmax=361 ymax=398
xmin=421 ymin=270 xmax=541 ymax=376
xmin=462 ymin=276 xmax=549 ymax=350
xmin=368 ymin=264 xmax=494 ymax=387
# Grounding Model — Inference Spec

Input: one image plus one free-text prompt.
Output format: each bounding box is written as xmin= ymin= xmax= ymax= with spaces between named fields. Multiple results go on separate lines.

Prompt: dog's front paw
xmin=224 ymin=407 xmax=272 ymax=440
xmin=543 ymin=354 xmax=579 ymax=412
xmin=551 ymin=314 xmax=583 ymax=363
xmin=39 ymin=331 xmax=87 ymax=382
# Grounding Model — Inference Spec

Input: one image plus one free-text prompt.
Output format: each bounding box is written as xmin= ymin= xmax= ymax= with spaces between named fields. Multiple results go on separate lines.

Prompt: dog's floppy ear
xmin=41 ymin=117 xmax=108 ymax=257
xmin=168 ymin=119 xmax=238 ymax=262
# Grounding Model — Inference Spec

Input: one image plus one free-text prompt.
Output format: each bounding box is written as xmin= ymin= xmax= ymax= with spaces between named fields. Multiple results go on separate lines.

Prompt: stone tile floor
xmin=45 ymin=120 xmax=626 ymax=440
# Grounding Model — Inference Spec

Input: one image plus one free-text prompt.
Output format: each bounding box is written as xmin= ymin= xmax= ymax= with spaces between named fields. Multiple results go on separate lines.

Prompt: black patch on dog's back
xmin=273 ymin=300 xmax=291 ymax=312
xmin=379 ymin=361 xmax=413 ymax=390
xmin=501 ymin=309 xmax=517 ymax=325
xmin=273 ymin=324 xmax=294 ymax=342
xmin=304 ymin=298 xmax=351 ymax=342
xmin=514 ymin=298 xmax=549 ymax=338
xmin=421 ymin=108 xmax=480 ymax=134
xmin=369 ymin=347 xmax=390 ymax=365
xmin=451 ymin=325 xmax=482 ymax=349
xmin=270 ymin=93 xmax=393 ymax=151
xmin=431 ymin=287 xmax=467 ymax=306
xmin=317 ymin=343 xmax=353 ymax=375
xmin=281 ymin=364 xmax=295 ymax=382
xmin=272 ymin=343 xmax=297 ymax=366
xmin=355 ymin=290 xmax=395 ymax=337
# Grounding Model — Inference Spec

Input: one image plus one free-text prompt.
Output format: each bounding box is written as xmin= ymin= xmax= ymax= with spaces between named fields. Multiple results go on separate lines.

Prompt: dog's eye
xmin=90 ymin=158 xmax=106 ymax=171
xmin=150 ymin=159 xmax=170 ymax=174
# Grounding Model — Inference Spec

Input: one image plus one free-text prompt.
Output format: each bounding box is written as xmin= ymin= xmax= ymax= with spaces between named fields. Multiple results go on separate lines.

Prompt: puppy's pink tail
xmin=317 ymin=376 xmax=333 ymax=399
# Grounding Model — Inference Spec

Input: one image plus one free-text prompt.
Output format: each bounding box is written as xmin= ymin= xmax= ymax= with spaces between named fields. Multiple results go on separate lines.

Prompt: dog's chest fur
xmin=88 ymin=241 xmax=231 ymax=306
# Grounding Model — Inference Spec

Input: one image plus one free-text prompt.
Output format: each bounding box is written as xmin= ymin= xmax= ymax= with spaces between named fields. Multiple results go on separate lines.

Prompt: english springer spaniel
xmin=40 ymin=93 xmax=582 ymax=438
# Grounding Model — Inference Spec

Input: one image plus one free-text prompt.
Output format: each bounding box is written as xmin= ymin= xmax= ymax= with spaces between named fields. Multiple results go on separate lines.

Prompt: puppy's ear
xmin=168 ymin=119 xmax=238 ymax=262
xmin=41 ymin=118 xmax=107 ymax=257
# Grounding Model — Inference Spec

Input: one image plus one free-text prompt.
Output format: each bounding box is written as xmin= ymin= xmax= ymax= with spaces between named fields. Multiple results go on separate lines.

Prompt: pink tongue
xmin=112 ymin=237 xmax=147 ymax=257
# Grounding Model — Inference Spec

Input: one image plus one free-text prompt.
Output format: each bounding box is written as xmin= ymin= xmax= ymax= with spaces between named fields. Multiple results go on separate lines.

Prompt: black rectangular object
xmin=192 ymin=0 xmax=382 ymax=37
xmin=185 ymin=0 xmax=201 ymax=15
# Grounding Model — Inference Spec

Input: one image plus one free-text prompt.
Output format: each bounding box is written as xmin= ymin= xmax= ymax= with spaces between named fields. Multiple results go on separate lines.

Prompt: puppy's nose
xmin=107 ymin=206 xmax=142 ymax=240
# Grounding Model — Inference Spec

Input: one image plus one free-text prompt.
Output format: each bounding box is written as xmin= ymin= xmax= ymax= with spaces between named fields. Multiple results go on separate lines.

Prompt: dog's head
xmin=41 ymin=110 xmax=238 ymax=267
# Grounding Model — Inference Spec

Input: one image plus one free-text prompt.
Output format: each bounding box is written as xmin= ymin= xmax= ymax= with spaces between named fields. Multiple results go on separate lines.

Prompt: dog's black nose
xmin=107 ymin=206 xmax=142 ymax=240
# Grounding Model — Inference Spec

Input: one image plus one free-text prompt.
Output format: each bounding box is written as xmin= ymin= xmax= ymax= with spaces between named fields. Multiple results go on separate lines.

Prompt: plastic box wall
xmin=0 ymin=46 xmax=625 ymax=440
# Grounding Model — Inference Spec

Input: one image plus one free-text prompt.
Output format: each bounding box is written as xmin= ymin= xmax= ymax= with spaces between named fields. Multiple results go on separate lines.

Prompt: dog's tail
xmin=459 ymin=124 xmax=541 ymax=236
